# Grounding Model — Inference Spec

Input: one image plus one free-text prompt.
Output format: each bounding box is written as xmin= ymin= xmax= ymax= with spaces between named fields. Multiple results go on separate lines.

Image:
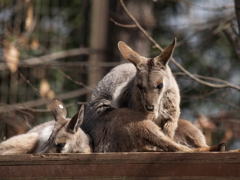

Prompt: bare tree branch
xmin=56 ymin=69 xmax=94 ymax=91
xmin=0 ymin=61 xmax=122 ymax=70
xmin=119 ymin=0 xmax=240 ymax=91
xmin=0 ymin=88 xmax=90 ymax=113
xmin=50 ymin=61 xmax=121 ymax=68
xmin=0 ymin=48 xmax=101 ymax=71
xmin=18 ymin=70 xmax=43 ymax=98
xmin=0 ymin=101 xmax=87 ymax=113
xmin=181 ymin=89 xmax=220 ymax=102
xmin=110 ymin=18 xmax=137 ymax=28
xmin=0 ymin=102 xmax=35 ymax=117
xmin=223 ymin=24 xmax=237 ymax=46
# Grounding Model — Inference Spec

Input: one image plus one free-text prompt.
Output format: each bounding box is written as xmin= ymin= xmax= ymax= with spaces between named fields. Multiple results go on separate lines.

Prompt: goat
xmin=81 ymin=39 xmax=225 ymax=152
xmin=0 ymin=98 xmax=92 ymax=154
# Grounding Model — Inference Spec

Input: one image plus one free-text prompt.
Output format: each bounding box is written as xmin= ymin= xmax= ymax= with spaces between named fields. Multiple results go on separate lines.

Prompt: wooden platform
xmin=1 ymin=152 xmax=240 ymax=179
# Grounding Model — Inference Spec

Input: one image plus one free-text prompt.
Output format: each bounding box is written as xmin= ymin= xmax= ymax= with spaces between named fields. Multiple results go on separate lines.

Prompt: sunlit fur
xmin=47 ymin=98 xmax=92 ymax=153
xmin=116 ymin=39 xmax=180 ymax=139
xmin=81 ymin=40 xmax=225 ymax=153
xmin=0 ymin=121 xmax=54 ymax=155
xmin=0 ymin=98 xmax=92 ymax=155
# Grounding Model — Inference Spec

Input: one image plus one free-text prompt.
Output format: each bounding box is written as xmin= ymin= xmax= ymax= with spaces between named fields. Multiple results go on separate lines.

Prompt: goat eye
xmin=157 ymin=83 xmax=163 ymax=89
xmin=137 ymin=84 xmax=143 ymax=90
xmin=56 ymin=142 xmax=66 ymax=149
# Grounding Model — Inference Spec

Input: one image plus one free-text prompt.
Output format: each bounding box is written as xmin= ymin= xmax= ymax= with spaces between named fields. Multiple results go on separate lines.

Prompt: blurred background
xmin=0 ymin=0 xmax=240 ymax=149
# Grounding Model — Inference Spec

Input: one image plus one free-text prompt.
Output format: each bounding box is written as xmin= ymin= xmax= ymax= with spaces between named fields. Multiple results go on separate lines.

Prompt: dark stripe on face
xmin=147 ymin=58 xmax=154 ymax=72
xmin=147 ymin=58 xmax=166 ymax=71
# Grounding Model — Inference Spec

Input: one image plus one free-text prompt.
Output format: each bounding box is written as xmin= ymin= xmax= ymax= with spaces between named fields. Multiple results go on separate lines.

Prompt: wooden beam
xmin=1 ymin=152 xmax=240 ymax=179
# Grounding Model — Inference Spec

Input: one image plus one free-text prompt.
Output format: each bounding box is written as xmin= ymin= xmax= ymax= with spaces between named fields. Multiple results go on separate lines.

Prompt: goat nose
xmin=145 ymin=105 xmax=154 ymax=111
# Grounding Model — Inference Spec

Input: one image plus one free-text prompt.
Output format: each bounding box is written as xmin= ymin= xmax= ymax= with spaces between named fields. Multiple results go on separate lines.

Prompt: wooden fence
xmin=1 ymin=152 xmax=240 ymax=179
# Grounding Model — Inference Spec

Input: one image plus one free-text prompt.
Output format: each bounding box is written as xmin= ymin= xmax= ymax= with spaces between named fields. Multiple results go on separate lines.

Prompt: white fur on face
xmin=60 ymin=144 xmax=70 ymax=153
xmin=40 ymin=125 xmax=54 ymax=140
xmin=155 ymin=80 xmax=166 ymax=119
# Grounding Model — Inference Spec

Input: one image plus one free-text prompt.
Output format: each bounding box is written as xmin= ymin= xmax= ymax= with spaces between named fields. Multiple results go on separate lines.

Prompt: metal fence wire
xmin=0 ymin=0 xmax=93 ymax=140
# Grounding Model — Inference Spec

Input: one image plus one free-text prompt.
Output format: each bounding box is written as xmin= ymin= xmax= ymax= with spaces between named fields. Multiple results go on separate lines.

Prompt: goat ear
xmin=118 ymin=41 xmax=142 ymax=67
xmin=68 ymin=105 xmax=85 ymax=132
xmin=49 ymin=98 xmax=67 ymax=122
xmin=155 ymin=38 xmax=176 ymax=66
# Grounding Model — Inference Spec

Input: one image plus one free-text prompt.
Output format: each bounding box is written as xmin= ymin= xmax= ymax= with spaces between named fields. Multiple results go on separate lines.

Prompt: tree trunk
xmin=88 ymin=0 xmax=109 ymax=90
xmin=109 ymin=0 xmax=156 ymax=62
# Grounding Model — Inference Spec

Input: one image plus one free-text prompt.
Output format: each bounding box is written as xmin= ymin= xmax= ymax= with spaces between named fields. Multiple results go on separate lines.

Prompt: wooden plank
xmin=0 ymin=152 xmax=240 ymax=179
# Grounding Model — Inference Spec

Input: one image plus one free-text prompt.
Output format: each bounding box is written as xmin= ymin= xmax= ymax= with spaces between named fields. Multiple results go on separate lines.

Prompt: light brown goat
xmin=0 ymin=98 xmax=92 ymax=154
xmin=81 ymin=39 xmax=225 ymax=152
xmin=47 ymin=98 xmax=92 ymax=153
xmin=54 ymin=98 xmax=224 ymax=152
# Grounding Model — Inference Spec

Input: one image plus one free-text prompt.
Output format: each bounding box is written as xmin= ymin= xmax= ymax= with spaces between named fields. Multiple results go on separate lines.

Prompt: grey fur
xmin=0 ymin=98 xmax=92 ymax=155
xmin=81 ymin=40 xmax=224 ymax=152
xmin=46 ymin=98 xmax=92 ymax=153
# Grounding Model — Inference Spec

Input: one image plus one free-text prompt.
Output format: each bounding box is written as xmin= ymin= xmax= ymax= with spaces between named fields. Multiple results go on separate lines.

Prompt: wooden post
xmin=235 ymin=0 xmax=240 ymax=32
xmin=234 ymin=0 xmax=240 ymax=61
xmin=88 ymin=0 xmax=109 ymax=91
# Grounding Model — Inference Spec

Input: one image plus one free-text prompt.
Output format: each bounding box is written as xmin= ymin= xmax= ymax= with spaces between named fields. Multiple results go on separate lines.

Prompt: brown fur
xmin=50 ymin=105 xmax=224 ymax=152
xmin=82 ymin=98 xmax=225 ymax=152
xmin=47 ymin=98 xmax=92 ymax=153
xmin=81 ymin=39 xmax=225 ymax=153
xmin=174 ymin=119 xmax=208 ymax=148
xmin=117 ymin=39 xmax=180 ymax=139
